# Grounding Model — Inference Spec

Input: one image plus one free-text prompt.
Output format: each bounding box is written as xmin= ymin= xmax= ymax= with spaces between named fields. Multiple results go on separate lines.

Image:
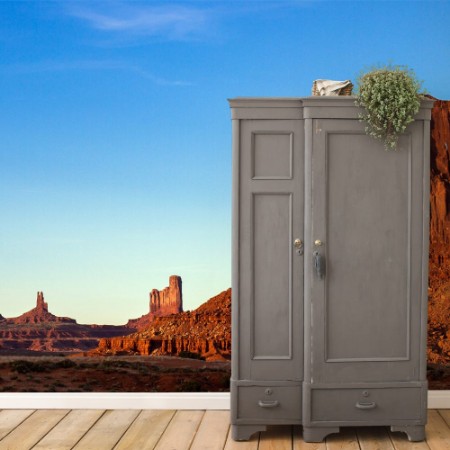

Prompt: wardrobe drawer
xmin=237 ymin=385 xmax=302 ymax=422
xmin=310 ymin=387 xmax=423 ymax=423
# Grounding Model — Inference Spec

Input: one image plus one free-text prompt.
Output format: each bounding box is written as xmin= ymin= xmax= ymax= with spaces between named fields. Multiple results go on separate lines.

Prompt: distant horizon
xmin=1 ymin=277 xmax=231 ymax=326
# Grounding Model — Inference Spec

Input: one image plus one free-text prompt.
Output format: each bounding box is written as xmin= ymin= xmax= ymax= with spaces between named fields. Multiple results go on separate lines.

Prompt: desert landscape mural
xmin=427 ymin=98 xmax=450 ymax=388
xmin=0 ymin=276 xmax=231 ymax=392
xmin=0 ymin=98 xmax=448 ymax=393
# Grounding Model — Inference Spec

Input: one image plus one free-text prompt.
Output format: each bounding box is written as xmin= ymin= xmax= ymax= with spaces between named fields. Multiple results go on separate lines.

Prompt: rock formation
xmin=127 ymin=275 xmax=183 ymax=329
xmin=0 ymin=292 xmax=135 ymax=353
xmin=8 ymin=291 xmax=76 ymax=325
xmin=36 ymin=291 xmax=48 ymax=311
xmin=429 ymin=97 xmax=450 ymax=271
xmin=96 ymin=288 xmax=231 ymax=361
xmin=428 ymin=97 xmax=450 ymax=366
xmin=150 ymin=275 xmax=183 ymax=315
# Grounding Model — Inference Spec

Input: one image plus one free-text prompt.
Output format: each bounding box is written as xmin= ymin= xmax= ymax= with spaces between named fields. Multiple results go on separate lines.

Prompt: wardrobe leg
xmin=302 ymin=426 xmax=340 ymax=442
xmin=390 ymin=425 xmax=426 ymax=442
xmin=231 ymin=424 xmax=266 ymax=441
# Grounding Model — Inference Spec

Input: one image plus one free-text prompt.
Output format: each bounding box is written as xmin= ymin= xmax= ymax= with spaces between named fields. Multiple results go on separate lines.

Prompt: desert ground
xmin=0 ymin=353 xmax=230 ymax=393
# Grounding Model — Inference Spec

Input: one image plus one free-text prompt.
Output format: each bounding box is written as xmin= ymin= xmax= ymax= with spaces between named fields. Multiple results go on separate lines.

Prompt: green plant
xmin=355 ymin=64 xmax=424 ymax=150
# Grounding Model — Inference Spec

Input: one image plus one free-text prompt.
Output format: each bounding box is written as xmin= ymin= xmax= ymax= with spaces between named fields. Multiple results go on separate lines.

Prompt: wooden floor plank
xmin=293 ymin=425 xmax=327 ymax=450
xmin=0 ymin=410 xmax=35 ymax=441
xmin=438 ymin=409 xmax=450 ymax=428
xmin=0 ymin=409 xmax=448 ymax=450
xmin=33 ymin=410 xmax=105 ymax=450
xmin=154 ymin=410 xmax=204 ymax=450
xmin=72 ymin=410 xmax=140 ymax=450
xmin=0 ymin=410 xmax=69 ymax=450
xmin=114 ymin=410 xmax=175 ymax=450
xmin=223 ymin=426 xmax=259 ymax=450
xmin=357 ymin=427 xmax=394 ymax=450
xmin=190 ymin=410 xmax=231 ymax=450
xmin=325 ymin=427 xmax=360 ymax=450
xmin=258 ymin=425 xmax=292 ymax=450
xmin=425 ymin=410 xmax=450 ymax=450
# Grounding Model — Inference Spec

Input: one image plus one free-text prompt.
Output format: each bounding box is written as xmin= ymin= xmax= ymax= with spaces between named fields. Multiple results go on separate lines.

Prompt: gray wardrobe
xmin=229 ymin=97 xmax=433 ymax=442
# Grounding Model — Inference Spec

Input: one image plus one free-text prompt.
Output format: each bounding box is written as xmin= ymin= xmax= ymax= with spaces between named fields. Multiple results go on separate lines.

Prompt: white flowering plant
xmin=355 ymin=65 xmax=425 ymax=150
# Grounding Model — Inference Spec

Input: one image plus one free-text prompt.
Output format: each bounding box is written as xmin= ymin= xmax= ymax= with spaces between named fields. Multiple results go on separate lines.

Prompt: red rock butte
xmin=8 ymin=291 xmax=76 ymax=325
xmin=150 ymin=275 xmax=183 ymax=316
xmin=0 ymin=292 xmax=135 ymax=353
xmin=36 ymin=291 xmax=48 ymax=312
xmin=97 ymin=288 xmax=231 ymax=361
xmin=127 ymin=275 xmax=183 ymax=329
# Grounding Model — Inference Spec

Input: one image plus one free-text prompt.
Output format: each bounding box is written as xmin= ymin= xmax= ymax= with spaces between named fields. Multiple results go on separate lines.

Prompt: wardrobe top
xmin=228 ymin=96 xmax=434 ymax=120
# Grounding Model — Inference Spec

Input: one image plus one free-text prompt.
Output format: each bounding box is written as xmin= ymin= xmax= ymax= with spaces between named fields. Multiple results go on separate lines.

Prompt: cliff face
xmin=97 ymin=288 xmax=231 ymax=361
xmin=428 ymin=98 xmax=450 ymax=366
xmin=127 ymin=275 xmax=183 ymax=329
xmin=430 ymin=98 xmax=450 ymax=270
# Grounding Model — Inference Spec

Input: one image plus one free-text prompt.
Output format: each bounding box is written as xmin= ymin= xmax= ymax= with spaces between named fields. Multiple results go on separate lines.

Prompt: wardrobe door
xmin=307 ymin=118 xmax=425 ymax=384
xmin=237 ymin=119 xmax=304 ymax=382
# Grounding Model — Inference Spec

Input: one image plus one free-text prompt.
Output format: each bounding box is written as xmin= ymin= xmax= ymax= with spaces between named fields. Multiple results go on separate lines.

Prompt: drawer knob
xmin=258 ymin=400 xmax=279 ymax=408
xmin=355 ymin=401 xmax=377 ymax=410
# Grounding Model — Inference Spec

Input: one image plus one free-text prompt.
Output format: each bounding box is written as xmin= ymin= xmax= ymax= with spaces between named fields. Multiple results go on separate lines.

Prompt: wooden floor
xmin=0 ymin=409 xmax=449 ymax=450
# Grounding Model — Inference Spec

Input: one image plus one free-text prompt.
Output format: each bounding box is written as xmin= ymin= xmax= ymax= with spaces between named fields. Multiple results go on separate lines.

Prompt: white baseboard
xmin=0 ymin=391 xmax=449 ymax=410
xmin=0 ymin=392 xmax=230 ymax=410
xmin=428 ymin=390 xmax=450 ymax=409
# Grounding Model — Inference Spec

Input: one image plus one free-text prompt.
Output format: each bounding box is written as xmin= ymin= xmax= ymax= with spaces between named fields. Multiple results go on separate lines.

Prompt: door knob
xmin=314 ymin=239 xmax=323 ymax=246
xmin=294 ymin=239 xmax=303 ymax=255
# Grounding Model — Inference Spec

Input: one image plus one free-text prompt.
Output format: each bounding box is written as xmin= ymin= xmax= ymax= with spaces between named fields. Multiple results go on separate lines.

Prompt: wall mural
xmin=0 ymin=99 xmax=448 ymax=392
xmin=427 ymin=98 xmax=450 ymax=389
xmin=0 ymin=278 xmax=231 ymax=393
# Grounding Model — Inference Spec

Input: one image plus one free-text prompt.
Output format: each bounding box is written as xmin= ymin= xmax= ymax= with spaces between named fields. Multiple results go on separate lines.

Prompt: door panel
xmin=309 ymin=119 xmax=424 ymax=383
xmin=253 ymin=193 xmax=292 ymax=359
xmin=239 ymin=120 xmax=304 ymax=381
xmin=326 ymin=132 xmax=410 ymax=360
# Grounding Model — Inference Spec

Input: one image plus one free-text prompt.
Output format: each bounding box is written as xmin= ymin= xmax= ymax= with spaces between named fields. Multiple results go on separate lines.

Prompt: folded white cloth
xmin=313 ymin=79 xmax=352 ymax=96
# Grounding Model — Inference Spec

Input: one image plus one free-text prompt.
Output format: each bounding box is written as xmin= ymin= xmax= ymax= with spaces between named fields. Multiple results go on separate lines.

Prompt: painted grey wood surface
xmin=307 ymin=118 xmax=426 ymax=383
xmin=236 ymin=119 xmax=304 ymax=382
xmin=229 ymin=96 xmax=433 ymax=443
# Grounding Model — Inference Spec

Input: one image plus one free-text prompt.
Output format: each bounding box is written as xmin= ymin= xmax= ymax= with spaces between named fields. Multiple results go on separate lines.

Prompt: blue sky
xmin=1 ymin=0 xmax=449 ymax=324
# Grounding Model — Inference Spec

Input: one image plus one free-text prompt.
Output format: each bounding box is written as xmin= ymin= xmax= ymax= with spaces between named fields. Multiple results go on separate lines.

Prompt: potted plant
xmin=355 ymin=64 xmax=424 ymax=150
